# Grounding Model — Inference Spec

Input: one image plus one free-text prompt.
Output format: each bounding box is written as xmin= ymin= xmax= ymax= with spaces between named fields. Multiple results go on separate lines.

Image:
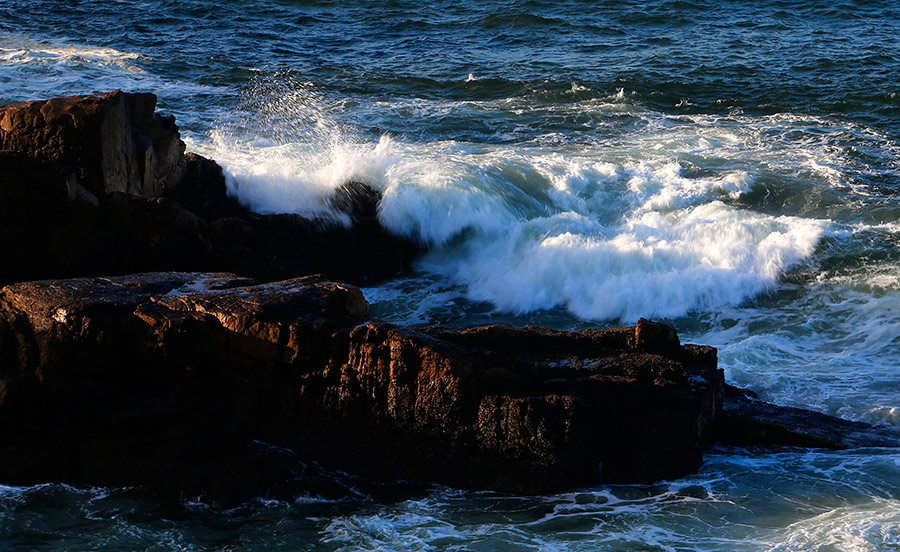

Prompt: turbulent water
xmin=2 ymin=0 xmax=900 ymax=550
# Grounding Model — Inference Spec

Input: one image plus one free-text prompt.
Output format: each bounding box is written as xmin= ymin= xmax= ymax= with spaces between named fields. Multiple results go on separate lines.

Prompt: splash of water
xmin=207 ymin=81 xmax=830 ymax=322
xmin=208 ymin=78 xmax=399 ymax=224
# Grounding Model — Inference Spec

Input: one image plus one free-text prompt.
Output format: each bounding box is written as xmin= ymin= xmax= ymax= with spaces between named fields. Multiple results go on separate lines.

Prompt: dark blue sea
xmin=2 ymin=1 xmax=900 ymax=549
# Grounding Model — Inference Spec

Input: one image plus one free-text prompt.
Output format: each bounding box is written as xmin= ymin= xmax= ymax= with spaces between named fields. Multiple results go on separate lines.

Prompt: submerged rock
xmin=717 ymin=387 xmax=900 ymax=449
xmin=328 ymin=180 xmax=381 ymax=221
xmin=0 ymin=92 xmax=420 ymax=286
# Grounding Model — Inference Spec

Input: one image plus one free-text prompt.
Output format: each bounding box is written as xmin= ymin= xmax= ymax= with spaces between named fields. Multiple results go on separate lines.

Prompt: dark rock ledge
xmin=0 ymin=273 xmax=895 ymax=504
xmin=0 ymin=90 xmax=420 ymax=287
xmin=0 ymin=92 xmax=897 ymax=505
xmin=0 ymin=272 xmax=714 ymax=501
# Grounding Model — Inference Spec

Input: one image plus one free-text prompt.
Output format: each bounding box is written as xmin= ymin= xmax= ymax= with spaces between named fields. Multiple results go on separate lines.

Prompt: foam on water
xmin=4 ymin=2 xmax=900 ymax=547
xmin=315 ymin=449 xmax=900 ymax=552
xmin=2 ymin=453 xmax=898 ymax=551
xmin=0 ymin=33 xmax=144 ymax=71
xmin=771 ymin=498 xmax=900 ymax=552
xmin=209 ymin=83 xmax=837 ymax=322
xmin=0 ymin=33 xmax=152 ymax=105
xmin=0 ymin=33 xmax=227 ymax=120
xmin=206 ymin=81 xmax=404 ymax=223
xmin=698 ymin=248 xmax=900 ymax=421
xmin=413 ymin=193 xmax=822 ymax=322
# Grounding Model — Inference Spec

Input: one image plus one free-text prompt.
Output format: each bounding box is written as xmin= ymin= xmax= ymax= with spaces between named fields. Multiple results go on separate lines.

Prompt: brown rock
xmin=0 ymin=90 xmax=185 ymax=198
xmin=0 ymin=93 xmax=421 ymax=287
xmin=0 ymin=272 xmax=727 ymax=501
xmin=0 ymin=272 xmax=895 ymax=503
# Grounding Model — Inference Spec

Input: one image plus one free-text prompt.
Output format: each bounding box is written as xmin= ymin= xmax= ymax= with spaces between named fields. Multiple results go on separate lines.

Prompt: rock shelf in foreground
xmin=1 ymin=273 xmax=895 ymax=503
xmin=0 ymin=91 xmax=420 ymax=286
xmin=0 ymin=272 xmax=721 ymax=501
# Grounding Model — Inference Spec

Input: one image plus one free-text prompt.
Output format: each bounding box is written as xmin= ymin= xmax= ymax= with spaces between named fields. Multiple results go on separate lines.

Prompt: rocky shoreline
xmin=0 ymin=91 xmax=896 ymax=504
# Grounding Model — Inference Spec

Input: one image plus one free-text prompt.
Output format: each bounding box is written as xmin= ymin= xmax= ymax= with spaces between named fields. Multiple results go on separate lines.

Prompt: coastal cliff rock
xmin=0 ymin=92 xmax=420 ymax=286
xmin=0 ymin=272 xmax=723 ymax=501
xmin=0 ymin=91 xmax=184 ymax=198
xmin=0 ymin=273 xmax=895 ymax=503
xmin=2 ymin=92 xmax=896 ymax=505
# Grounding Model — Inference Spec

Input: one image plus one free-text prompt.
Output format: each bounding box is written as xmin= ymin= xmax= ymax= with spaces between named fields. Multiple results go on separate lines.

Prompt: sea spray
xmin=208 ymin=77 xmax=399 ymax=223
xmin=384 ymin=151 xmax=824 ymax=321
xmin=206 ymin=78 xmax=830 ymax=321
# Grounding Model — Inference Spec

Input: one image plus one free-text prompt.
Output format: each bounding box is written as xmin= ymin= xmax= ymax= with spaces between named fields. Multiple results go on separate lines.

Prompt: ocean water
xmin=2 ymin=0 xmax=900 ymax=550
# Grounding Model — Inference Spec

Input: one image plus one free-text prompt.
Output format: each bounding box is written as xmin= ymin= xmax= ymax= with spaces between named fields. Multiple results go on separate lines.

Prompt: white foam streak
xmin=771 ymin=499 xmax=900 ymax=552
xmin=0 ymin=33 xmax=145 ymax=72
xmin=378 ymin=150 xmax=518 ymax=244
xmin=213 ymin=131 xmax=397 ymax=222
xmin=627 ymin=162 xmax=751 ymax=213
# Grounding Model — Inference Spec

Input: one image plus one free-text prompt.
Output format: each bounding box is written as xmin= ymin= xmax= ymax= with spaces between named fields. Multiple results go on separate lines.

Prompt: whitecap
xmin=0 ymin=33 xmax=146 ymax=73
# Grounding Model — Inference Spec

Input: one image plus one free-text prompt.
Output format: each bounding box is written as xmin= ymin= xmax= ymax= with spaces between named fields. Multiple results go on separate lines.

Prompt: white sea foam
xmin=211 ymin=130 xmax=398 ymax=222
xmin=693 ymin=257 xmax=900 ymax=420
xmin=377 ymin=149 xmax=818 ymax=321
xmin=770 ymin=498 xmax=900 ymax=552
xmin=209 ymin=84 xmax=833 ymax=322
xmin=865 ymin=407 xmax=900 ymax=428
xmin=0 ymin=34 xmax=145 ymax=72
xmin=418 ymin=201 xmax=821 ymax=321
xmin=0 ymin=33 xmax=223 ymax=107
xmin=208 ymin=81 xmax=403 ymax=223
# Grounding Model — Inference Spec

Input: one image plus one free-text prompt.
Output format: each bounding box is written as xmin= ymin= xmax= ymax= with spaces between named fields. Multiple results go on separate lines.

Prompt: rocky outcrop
xmin=0 ymin=273 xmax=895 ymax=503
xmin=0 ymin=93 xmax=421 ymax=286
xmin=0 ymin=91 xmax=184 ymax=198
xmin=717 ymin=386 xmax=900 ymax=449
xmin=288 ymin=320 xmax=723 ymax=492
xmin=0 ymin=272 xmax=723 ymax=501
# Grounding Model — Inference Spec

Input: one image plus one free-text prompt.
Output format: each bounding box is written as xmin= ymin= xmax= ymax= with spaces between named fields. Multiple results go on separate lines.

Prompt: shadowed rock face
xmin=0 ymin=90 xmax=185 ymax=198
xmin=0 ymin=272 xmax=724 ymax=502
xmin=717 ymin=386 xmax=900 ymax=450
xmin=0 ymin=273 xmax=896 ymax=503
xmin=0 ymin=93 xmax=421 ymax=286
xmin=308 ymin=321 xmax=723 ymax=491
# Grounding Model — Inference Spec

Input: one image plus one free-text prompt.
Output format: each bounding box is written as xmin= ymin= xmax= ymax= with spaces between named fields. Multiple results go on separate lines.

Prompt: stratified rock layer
xmin=0 ymin=272 xmax=724 ymax=501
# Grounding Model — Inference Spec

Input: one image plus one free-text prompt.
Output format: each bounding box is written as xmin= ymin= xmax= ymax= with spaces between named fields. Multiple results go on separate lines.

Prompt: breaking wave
xmin=209 ymin=81 xmax=832 ymax=322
